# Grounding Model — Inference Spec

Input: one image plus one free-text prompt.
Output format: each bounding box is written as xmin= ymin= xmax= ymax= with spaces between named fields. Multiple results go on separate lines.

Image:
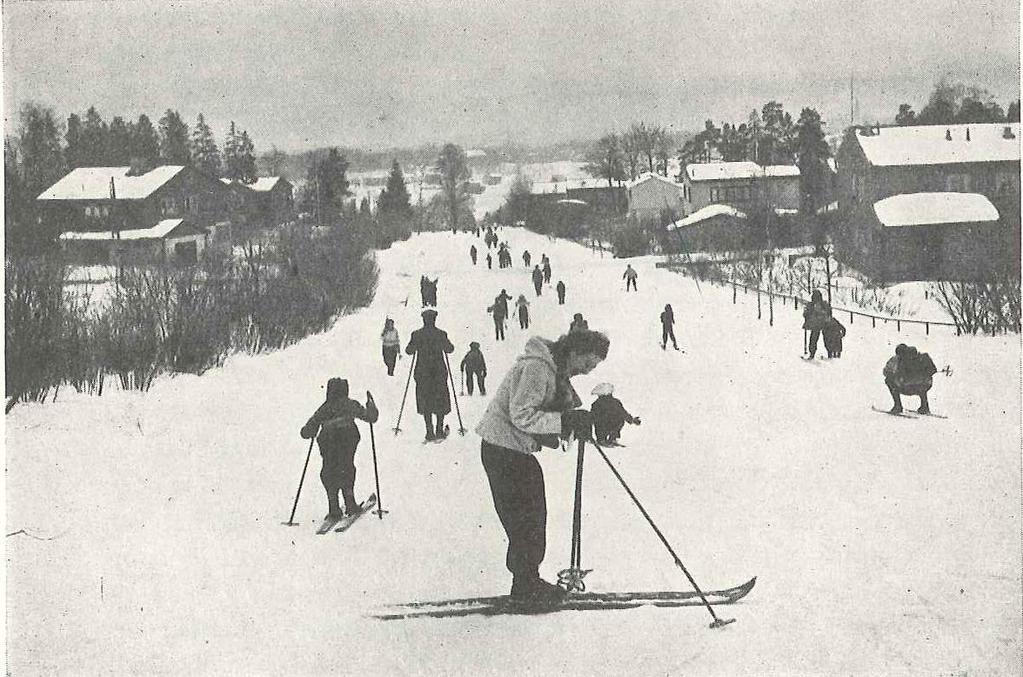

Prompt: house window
xmin=102 ymin=205 xmax=110 ymax=217
xmin=710 ymin=187 xmax=720 ymax=202
xmin=945 ymin=173 xmax=969 ymax=192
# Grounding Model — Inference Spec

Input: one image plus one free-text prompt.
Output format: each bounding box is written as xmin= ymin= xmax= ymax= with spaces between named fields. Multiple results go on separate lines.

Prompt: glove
xmin=534 ymin=434 xmax=560 ymax=449
xmin=561 ymin=409 xmax=593 ymax=441
xmin=633 ymin=417 xmax=642 ymax=426
xmin=300 ymin=423 xmax=317 ymax=440
xmin=366 ymin=391 xmax=375 ymax=406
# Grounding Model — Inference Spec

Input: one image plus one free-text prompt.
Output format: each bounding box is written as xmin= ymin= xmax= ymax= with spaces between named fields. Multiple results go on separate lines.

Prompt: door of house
xmin=174 ymin=240 xmax=198 ymax=264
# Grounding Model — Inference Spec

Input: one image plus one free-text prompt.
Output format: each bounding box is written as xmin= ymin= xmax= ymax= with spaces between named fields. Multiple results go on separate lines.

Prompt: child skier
xmin=300 ymin=379 xmax=379 ymax=519
xmin=590 ymin=383 xmax=640 ymax=446
xmin=460 ymin=341 xmax=488 ymax=396
xmin=516 ymin=294 xmax=530 ymax=329
xmin=822 ymin=317 xmax=846 ymax=358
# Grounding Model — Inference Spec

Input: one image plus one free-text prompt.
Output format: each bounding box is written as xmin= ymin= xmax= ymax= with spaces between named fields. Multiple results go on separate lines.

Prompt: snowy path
xmin=6 ymin=229 xmax=1021 ymax=675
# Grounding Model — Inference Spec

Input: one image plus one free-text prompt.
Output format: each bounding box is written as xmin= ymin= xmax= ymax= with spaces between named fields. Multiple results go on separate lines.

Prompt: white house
xmin=681 ymin=161 xmax=800 ymax=215
xmin=627 ymin=173 xmax=685 ymax=222
xmin=59 ymin=218 xmax=209 ymax=264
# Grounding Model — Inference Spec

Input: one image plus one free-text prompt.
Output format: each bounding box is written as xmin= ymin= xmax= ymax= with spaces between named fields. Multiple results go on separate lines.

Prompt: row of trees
xmin=895 ymin=80 xmax=1020 ymax=127
xmin=583 ymin=122 xmax=679 ymax=187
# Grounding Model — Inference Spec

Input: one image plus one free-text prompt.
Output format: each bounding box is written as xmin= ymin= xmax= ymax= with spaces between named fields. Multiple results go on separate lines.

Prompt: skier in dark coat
xmin=883 ymin=344 xmax=938 ymax=414
xmin=495 ymin=288 xmax=512 ymax=318
xmin=569 ymin=313 xmax=589 ymax=333
xmin=420 ymin=275 xmax=429 ymax=307
xmin=822 ymin=317 xmax=846 ymax=358
xmin=476 ymin=329 xmax=610 ymax=603
xmin=523 ymin=250 xmax=531 ymax=268
xmin=542 ymin=259 xmax=552 ymax=284
xmin=301 ymin=378 xmax=379 ymax=518
xmin=660 ymin=304 xmax=679 ymax=350
xmin=589 ymin=383 xmax=640 ymax=445
xmin=460 ymin=341 xmax=488 ymax=396
xmin=489 ymin=300 xmax=507 ymax=341
xmin=470 ymin=245 xmax=478 ymax=265
xmin=556 ymin=280 xmax=566 ymax=305
xmin=623 ymin=264 xmax=638 ymax=292
xmin=405 ymin=309 xmax=456 ymax=441
xmin=516 ymin=294 xmax=530 ymax=329
xmin=426 ymin=278 xmax=438 ymax=306
xmin=532 ymin=265 xmax=544 ymax=296
xmin=486 ymin=252 xmax=493 ymax=269
xmin=802 ymin=289 xmax=832 ymax=359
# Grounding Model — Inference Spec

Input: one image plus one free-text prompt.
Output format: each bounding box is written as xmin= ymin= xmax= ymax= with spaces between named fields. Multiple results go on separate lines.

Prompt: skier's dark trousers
xmin=301 ymin=379 xmax=379 ymax=518
xmin=802 ymin=289 xmax=832 ymax=359
xmin=406 ymin=309 xmax=456 ymax=441
xmin=476 ymin=330 xmax=610 ymax=602
xmin=556 ymin=281 xmax=566 ymax=305
xmin=660 ymin=304 xmax=678 ymax=350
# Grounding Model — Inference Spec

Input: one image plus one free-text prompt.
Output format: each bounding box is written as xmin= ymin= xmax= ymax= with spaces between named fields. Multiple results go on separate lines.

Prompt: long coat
xmin=406 ymin=326 xmax=455 ymax=414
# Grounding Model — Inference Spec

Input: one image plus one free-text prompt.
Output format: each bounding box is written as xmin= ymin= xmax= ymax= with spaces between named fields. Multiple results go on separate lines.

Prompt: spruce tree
xmin=159 ymin=110 xmax=191 ymax=164
xmin=81 ymin=106 xmax=107 ymax=166
xmin=377 ymin=160 xmax=412 ymax=216
xmin=65 ymin=113 xmax=84 ymax=169
xmin=130 ymin=114 xmax=160 ymax=171
xmin=223 ymin=121 xmax=239 ymax=180
xmin=191 ymin=113 xmax=221 ymax=176
xmin=238 ymin=131 xmax=257 ymax=183
xmin=437 ymin=143 xmax=470 ymax=232
xmin=106 ymin=116 xmax=131 ymax=166
xmin=795 ymin=107 xmax=831 ymax=239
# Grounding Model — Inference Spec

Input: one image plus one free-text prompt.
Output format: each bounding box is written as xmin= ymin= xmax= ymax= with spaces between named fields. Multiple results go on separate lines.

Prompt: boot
xmin=424 ymin=415 xmax=436 ymax=441
xmin=917 ymin=393 xmax=930 ymax=415
xmin=510 ymin=575 xmax=567 ymax=603
xmin=326 ymin=491 xmax=342 ymax=520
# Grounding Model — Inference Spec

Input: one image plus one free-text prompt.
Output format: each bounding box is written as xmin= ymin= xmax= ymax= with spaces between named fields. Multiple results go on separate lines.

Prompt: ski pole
xmin=460 ymin=367 xmax=465 ymax=396
xmin=803 ymin=329 xmax=808 ymax=355
xmin=591 ymin=439 xmax=736 ymax=629
xmin=558 ymin=437 xmax=592 ymax=592
xmin=367 ymin=405 xmax=388 ymax=519
xmin=283 ymin=438 xmax=315 ymax=526
xmin=393 ymin=351 xmax=417 ymax=434
xmin=443 ymin=352 xmax=467 ymax=435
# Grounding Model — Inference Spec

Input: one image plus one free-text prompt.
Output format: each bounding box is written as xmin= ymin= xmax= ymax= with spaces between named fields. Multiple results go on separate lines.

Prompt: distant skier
xmin=623 ymin=264 xmax=638 ymax=292
xmin=420 ymin=275 xmax=429 ymax=307
xmin=405 ymin=309 xmax=455 ymax=441
xmin=486 ymin=252 xmax=493 ymax=269
xmin=495 ymin=288 xmax=512 ymax=319
xmin=516 ymin=294 xmax=531 ymax=329
xmin=460 ymin=341 xmax=487 ymax=396
xmin=556 ymin=280 xmax=566 ymax=305
xmin=532 ymin=265 xmax=543 ymax=296
xmin=470 ymin=245 xmax=478 ymax=265
xmin=476 ymin=329 xmax=610 ymax=604
xmin=660 ymin=304 xmax=679 ymax=350
xmin=802 ymin=289 xmax=832 ymax=359
xmin=883 ymin=344 xmax=937 ymax=414
xmin=523 ymin=250 xmax=531 ymax=268
xmin=300 ymin=378 xmax=379 ymax=519
xmin=489 ymin=291 xmax=511 ymax=341
xmin=381 ymin=317 xmax=401 ymax=376
xmin=590 ymin=382 xmax=641 ymax=446
xmin=542 ymin=259 xmax=552 ymax=284
xmin=569 ymin=313 xmax=589 ymax=333
xmin=823 ymin=317 xmax=846 ymax=358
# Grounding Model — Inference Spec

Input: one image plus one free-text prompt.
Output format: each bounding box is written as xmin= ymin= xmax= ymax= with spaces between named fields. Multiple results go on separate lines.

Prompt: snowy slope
xmin=6 ymin=229 xmax=1021 ymax=675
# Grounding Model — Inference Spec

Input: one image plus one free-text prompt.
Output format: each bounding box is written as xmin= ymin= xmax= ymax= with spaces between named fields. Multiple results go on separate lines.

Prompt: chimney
xmin=966 ymin=127 xmax=971 ymax=142
xmin=127 ymin=156 xmax=147 ymax=176
xmin=945 ymin=129 xmax=952 ymax=141
xmin=1004 ymin=126 xmax=1016 ymax=140
xmin=109 ymin=177 xmax=116 ymax=200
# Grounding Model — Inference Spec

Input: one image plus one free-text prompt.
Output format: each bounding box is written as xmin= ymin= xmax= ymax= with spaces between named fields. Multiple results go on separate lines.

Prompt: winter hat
xmin=573 ymin=313 xmax=584 ymax=321
xmin=470 ymin=341 xmax=480 ymax=349
xmin=895 ymin=343 xmax=910 ymax=357
xmin=326 ymin=378 xmax=349 ymax=400
xmin=591 ymin=382 xmax=614 ymax=396
xmin=421 ymin=308 xmax=438 ymax=319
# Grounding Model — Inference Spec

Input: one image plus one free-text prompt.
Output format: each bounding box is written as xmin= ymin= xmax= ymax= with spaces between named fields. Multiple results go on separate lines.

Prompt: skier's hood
xmin=518 ymin=336 xmax=556 ymax=371
xmin=326 ymin=378 xmax=349 ymax=401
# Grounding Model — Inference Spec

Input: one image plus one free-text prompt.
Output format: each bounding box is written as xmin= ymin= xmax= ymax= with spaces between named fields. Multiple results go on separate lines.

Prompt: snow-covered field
xmin=6 ymin=228 xmax=1021 ymax=675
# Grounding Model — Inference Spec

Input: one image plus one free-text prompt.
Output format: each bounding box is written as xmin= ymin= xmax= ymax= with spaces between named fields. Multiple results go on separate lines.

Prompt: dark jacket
xmin=822 ymin=318 xmax=846 ymax=349
xmin=461 ymin=347 xmax=487 ymax=375
xmin=532 ymin=268 xmax=543 ymax=285
xmin=802 ymin=299 xmax=832 ymax=331
xmin=569 ymin=318 xmax=589 ymax=333
xmin=556 ymin=281 xmax=566 ymax=295
xmin=591 ymin=394 xmax=636 ymax=431
xmin=885 ymin=351 xmax=937 ymax=389
xmin=660 ymin=308 xmax=675 ymax=327
xmin=301 ymin=379 xmax=379 ymax=449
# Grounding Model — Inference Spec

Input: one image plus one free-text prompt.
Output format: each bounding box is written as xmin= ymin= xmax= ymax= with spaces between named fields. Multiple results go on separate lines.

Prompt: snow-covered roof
xmin=38 ymin=166 xmax=186 ymax=201
xmin=685 ymin=162 xmax=799 ymax=182
xmin=667 ymin=204 xmax=747 ymax=230
xmin=59 ymin=219 xmax=203 ymax=241
xmin=873 ymin=192 xmax=1000 ymax=228
xmin=627 ymin=172 xmax=683 ymax=190
xmin=248 ymin=177 xmax=286 ymax=192
xmin=530 ymin=177 xmax=619 ymax=194
xmin=856 ymin=123 xmax=1020 ymax=167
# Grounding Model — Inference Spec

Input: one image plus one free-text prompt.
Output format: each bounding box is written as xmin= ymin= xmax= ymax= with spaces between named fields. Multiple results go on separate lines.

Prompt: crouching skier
xmin=301 ymin=378 xmax=379 ymax=521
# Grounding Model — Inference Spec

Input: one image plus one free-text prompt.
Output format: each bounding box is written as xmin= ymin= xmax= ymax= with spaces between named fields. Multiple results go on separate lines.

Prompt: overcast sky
xmin=3 ymin=0 xmax=1020 ymax=153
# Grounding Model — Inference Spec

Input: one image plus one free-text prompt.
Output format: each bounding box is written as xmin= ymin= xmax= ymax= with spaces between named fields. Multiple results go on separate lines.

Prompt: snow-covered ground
xmin=6 ymin=228 xmax=1021 ymax=675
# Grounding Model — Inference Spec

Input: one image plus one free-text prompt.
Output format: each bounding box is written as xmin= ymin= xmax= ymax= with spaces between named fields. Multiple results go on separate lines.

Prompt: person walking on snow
xmin=569 ymin=313 xmax=589 ymax=333
xmin=623 ymin=264 xmax=638 ymax=292
xmin=489 ymin=292 xmax=510 ymax=341
xmin=883 ymin=344 xmax=937 ymax=414
xmin=660 ymin=304 xmax=679 ymax=350
xmin=470 ymin=245 xmax=478 ymax=265
xmin=523 ymin=250 xmax=531 ymax=268
xmin=476 ymin=329 xmax=610 ymax=604
xmin=802 ymin=289 xmax=832 ymax=359
xmin=589 ymin=383 xmax=641 ymax=446
xmin=486 ymin=252 xmax=493 ymax=269
xmin=532 ymin=265 xmax=544 ymax=296
xmin=542 ymin=259 xmax=552 ymax=284
xmin=556 ymin=280 xmax=566 ymax=305
xmin=381 ymin=317 xmax=401 ymax=376
xmin=516 ymin=294 xmax=531 ymax=329
xmin=460 ymin=341 xmax=488 ymax=396
xmin=405 ymin=309 xmax=456 ymax=441
xmin=823 ymin=317 xmax=846 ymax=358
xmin=300 ymin=379 xmax=379 ymax=519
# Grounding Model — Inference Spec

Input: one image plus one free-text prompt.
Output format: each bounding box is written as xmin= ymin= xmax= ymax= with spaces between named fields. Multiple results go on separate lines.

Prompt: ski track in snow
xmin=6 ymin=229 xmax=1021 ymax=675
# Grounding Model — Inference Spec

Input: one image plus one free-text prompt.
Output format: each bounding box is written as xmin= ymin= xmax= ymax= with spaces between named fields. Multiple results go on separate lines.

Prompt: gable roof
xmin=855 ymin=123 xmax=1020 ymax=167
xmin=873 ymin=192 xmax=1000 ymax=227
xmin=58 ymin=218 xmax=207 ymax=241
xmin=685 ymin=162 xmax=799 ymax=182
xmin=38 ymin=166 xmax=186 ymax=201
xmin=627 ymin=172 xmax=684 ymax=190
xmin=249 ymin=177 xmax=286 ymax=192
xmin=667 ymin=204 xmax=747 ymax=230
